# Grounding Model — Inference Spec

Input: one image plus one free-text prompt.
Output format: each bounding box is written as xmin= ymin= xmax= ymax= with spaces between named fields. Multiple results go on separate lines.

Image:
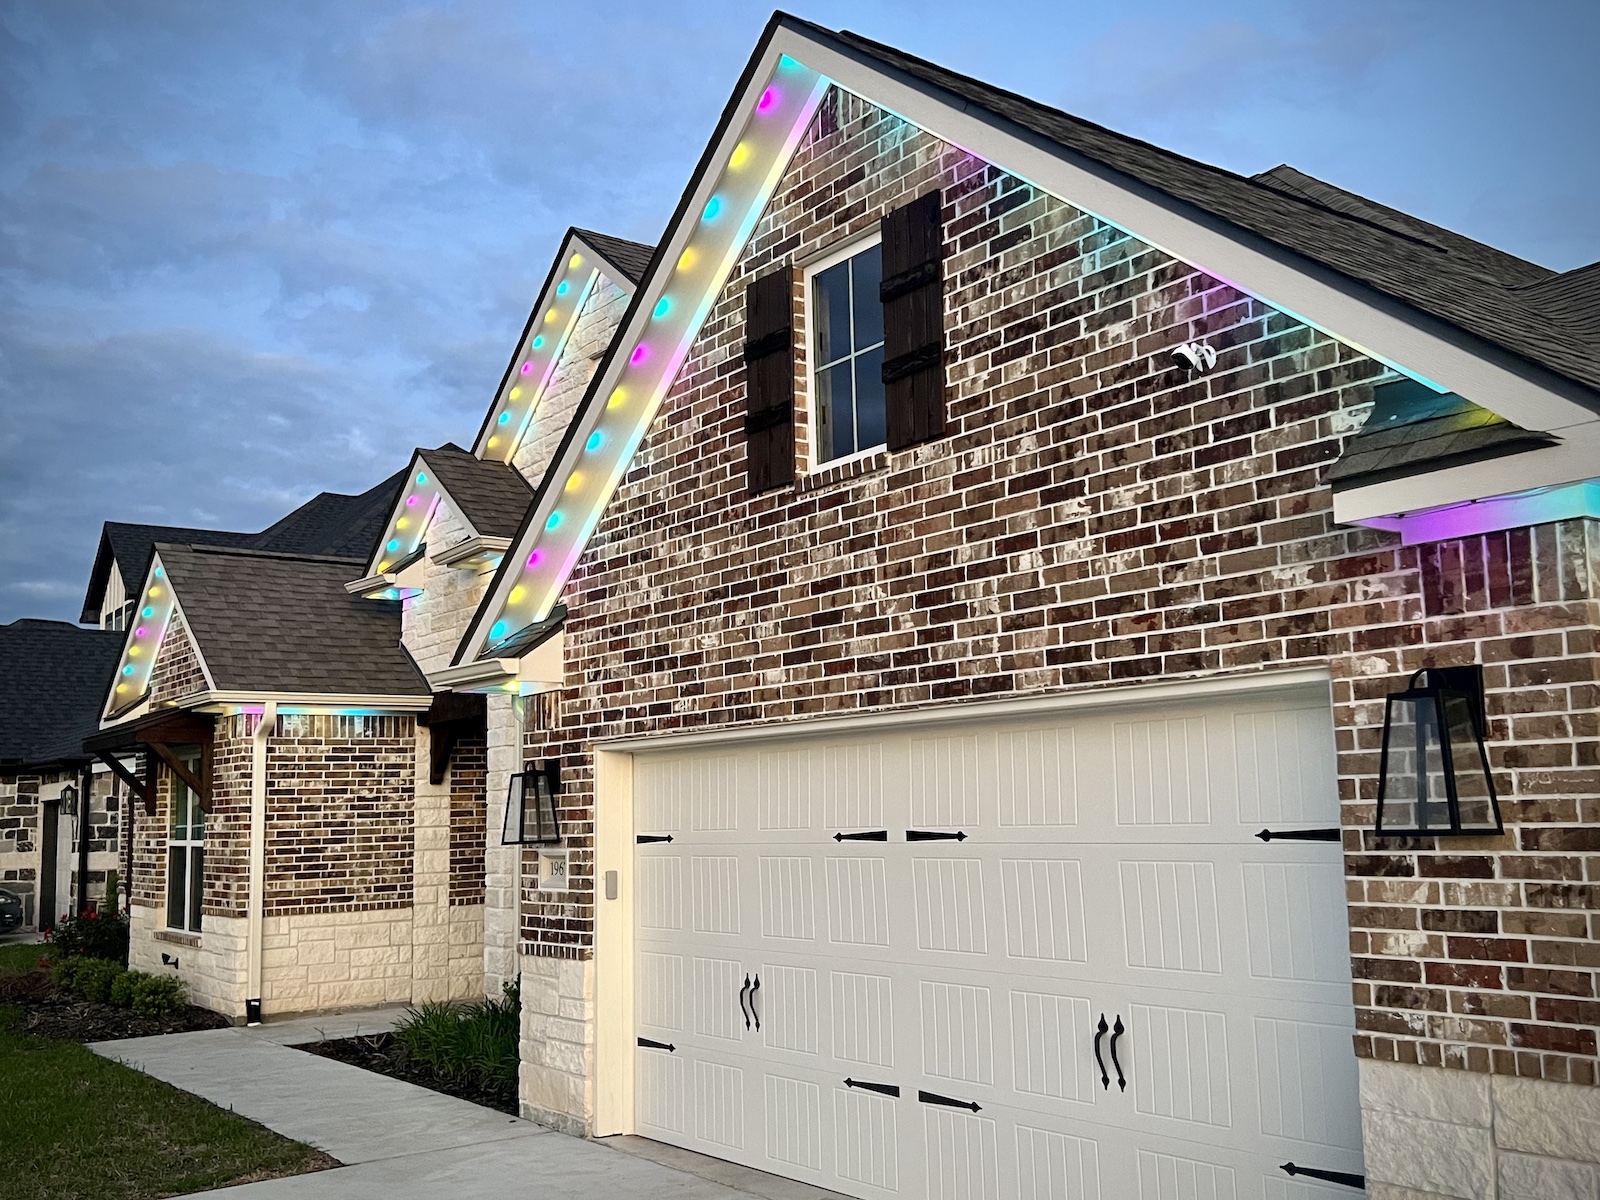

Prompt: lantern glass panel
xmin=528 ymin=774 xmax=560 ymax=844
xmin=1443 ymin=692 xmax=1498 ymax=831
xmin=501 ymin=772 xmax=527 ymax=845
xmin=1379 ymin=693 xmax=1452 ymax=834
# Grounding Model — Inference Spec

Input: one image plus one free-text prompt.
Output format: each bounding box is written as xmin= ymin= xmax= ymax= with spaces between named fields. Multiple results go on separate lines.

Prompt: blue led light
xmin=490 ymin=620 xmax=506 ymax=640
xmin=498 ymin=412 xmax=511 ymax=425
xmin=585 ymin=431 xmax=604 ymax=452
xmin=556 ymin=282 xmax=570 ymax=296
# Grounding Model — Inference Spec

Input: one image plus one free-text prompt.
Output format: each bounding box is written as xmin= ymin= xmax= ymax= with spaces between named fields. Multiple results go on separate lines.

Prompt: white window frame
xmin=803 ymin=231 xmax=884 ymax=468
xmin=166 ymin=766 xmax=204 ymax=933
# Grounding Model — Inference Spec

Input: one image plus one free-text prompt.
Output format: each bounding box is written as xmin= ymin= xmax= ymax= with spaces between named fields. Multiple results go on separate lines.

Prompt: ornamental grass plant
xmin=392 ymin=981 xmax=520 ymax=1091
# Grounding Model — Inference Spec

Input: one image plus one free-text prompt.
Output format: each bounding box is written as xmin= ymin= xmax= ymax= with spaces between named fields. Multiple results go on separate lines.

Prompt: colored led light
xmin=385 ymin=589 xmax=398 ymax=600
xmin=490 ymin=620 xmax=506 ymax=640
xmin=509 ymin=386 xmax=522 ymax=399
xmin=544 ymin=310 xmax=558 ymax=324
xmin=406 ymin=495 xmax=417 ymax=506
xmin=117 ymin=684 xmax=128 ymax=693
xmin=498 ymin=411 xmax=511 ymax=425
xmin=510 ymin=585 xmax=526 ymax=603
xmin=135 ymin=627 xmax=146 ymax=638
xmin=154 ymin=567 xmax=164 ymax=578
xmin=729 ymin=142 xmax=750 ymax=169
xmin=397 ymin=518 xmax=409 ymax=530
xmin=520 ymin=361 xmax=533 ymax=375
xmin=565 ymin=473 xmax=582 ymax=491
xmin=378 ymin=562 xmax=390 ymax=572
xmin=487 ymin=436 xmax=500 ymax=448
xmin=526 ymin=550 xmax=543 ymax=567
xmin=556 ymin=281 xmax=570 ymax=296
xmin=653 ymin=297 xmax=670 ymax=319
xmin=416 ymin=472 xmax=427 ymax=485
xmin=569 ymin=255 xmax=582 ymax=269
xmin=149 ymin=586 xmax=161 ymax=598
xmin=630 ymin=344 xmax=648 ymax=365
xmin=677 ymin=248 xmax=696 ymax=271
xmin=532 ymin=336 xmax=544 ymax=350
xmin=122 ymin=665 xmax=134 ymax=676
xmin=585 ymin=431 xmax=604 ymax=452
xmin=128 ymin=646 xmax=139 ymax=657
xmin=702 ymin=196 xmax=722 ymax=221
xmin=757 ymin=87 xmax=778 ymax=113
xmin=545 ymin=513 xmax=561 ymax=531
xmin=387 ymin=539 xmax=400 ymax=552
xmin=607 ymin=389 xmax=626 ymax=409
xmin=141 ymin=606 xmax=154 ymax=619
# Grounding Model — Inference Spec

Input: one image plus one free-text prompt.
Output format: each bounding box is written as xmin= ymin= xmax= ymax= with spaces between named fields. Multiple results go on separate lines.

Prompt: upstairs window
xmin=809 ymin=239 xmax=885 ymax=464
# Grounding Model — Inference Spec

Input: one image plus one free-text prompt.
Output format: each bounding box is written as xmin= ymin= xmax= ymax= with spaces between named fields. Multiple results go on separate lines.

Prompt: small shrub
xmin=109 ymin=970 xmax=140 ymax=1008
xmin=393 ymin=980 xmax=520 ymax=1089
xmin=75 ymin=958 xmax=126 ymax=1004
xmin=50 ymin=956 xmax=84 ymax=991
xmin=45 ymin=909 xmax=130 ymax=965
xmin=131 ymin=973 xmax=186 ymax=1018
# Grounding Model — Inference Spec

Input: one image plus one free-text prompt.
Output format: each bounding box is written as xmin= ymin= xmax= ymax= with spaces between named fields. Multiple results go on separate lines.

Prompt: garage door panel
xmin=831 ymin=967 xmax=898 ymax=1068
xmin=1014 ymin=1122 xmax=1103 ymax=1200
xmin=693 ymin=956 xmax=748 ymax=1041
xmin=826 ymin=855 xmax=892 ymax=946
xmin=1242 ymin=860 xmax=1353 ymax=986
xmin=758 ymin=855 xmax=817 ymax=941
xmin=912 ymin=857 xmax=989 ymax=955
xmin=691 ymin=855 xmax=742 ymax=934
xmin=1231 ymin=707 xmax=1340 ymax=827
xmin=758 ymin=961 xmax=820 ymax=1056
xmin=1000 ymin=857 xmax=1088 ymax=963
xmin=764 ymin=1072 xmax=825 ymax=1172
xmin=834 ymin=1084 xmax=906 ymax=1194
xmin=923 ymin=1106 xmax=1002 ymax=1200
xmin=1120 ymin=859 xmax=1224 ymax=975
xmin=1008 ymin=988 xmax=1099 ymax=1106
xmin=918 ymin=979 xmax=995 ymax=1087
xmin=1251 ymin=1015 xmax=1363 ymax=1151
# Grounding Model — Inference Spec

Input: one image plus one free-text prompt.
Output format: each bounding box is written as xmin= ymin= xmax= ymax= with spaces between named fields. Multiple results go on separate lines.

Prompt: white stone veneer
xmin=129 ymin=905 xmax=247 ymax=1018
xmin=517 ymin=951 xmax=594 ymax=1135
xmin=483 ymin=692 xmax=522 ymax=996
xmin=1361 ymin=1058 xmax=1600 ymax=1199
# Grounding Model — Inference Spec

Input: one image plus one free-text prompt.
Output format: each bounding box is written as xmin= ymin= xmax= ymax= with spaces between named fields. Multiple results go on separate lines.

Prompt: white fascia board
xmin=1351 ymin=481 xmax=1600 ymax=546
xmin=429 ymin=631 xmax=564 ymax=695
xmin=188 ymin=691 xmax=435 ymax=713
xmin=102 ymin=550 xmax=216 ymax=721
xmin=600 ymin=665 xmax=1333 ymax=754
xmin=473 ymin=229 xmax=645 ymax=464
xmin=457 ymin=18 xmax=1597 ymax=666
xmin=365 ymin=453 xmax=449 ymax=579
xmin=1333 ymin=426 xmax=1600 ymax=525
xmin=432 ymin=535 xmax=511 ymax=570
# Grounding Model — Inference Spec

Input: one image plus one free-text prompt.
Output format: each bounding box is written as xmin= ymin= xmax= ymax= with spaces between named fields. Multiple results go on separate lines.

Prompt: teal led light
xmin=122 ymin=665 xmax=134 ymax=676
xmin=585 ymin=431 xmax=604 ymax=452
xmin=556 ymin=282 xmax=570 ymax=296
xmin=498 ymin=411 xmax=511 ymax=425
xmin=532 ymin=335 xmax=544 ymax=349
xmin=416 ymin=472 xmax=427 ymax=485
xmin=702 ymin=196 xmax=722 ymax=222
xmin=387 ymin=539 xmax=400 ymax=553
xmin=545 ymin=513 xmax=561 ymax=531
xmin=141 ymin=606 xmax=154 ymax=619
xmin=154 ymin=567 xmax=164 ymax=579
xmin=653 ymin=296 xmax=670 ymax=319
xmin=490 ymin=620 xmax=506 ymax=640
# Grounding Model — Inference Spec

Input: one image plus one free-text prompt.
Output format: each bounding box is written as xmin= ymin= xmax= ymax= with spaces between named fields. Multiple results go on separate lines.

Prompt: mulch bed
xmin=0 ymin=967 xmax=232 ymax=1041
xmin=298 ymin=1032 xmax=519 ymax=1116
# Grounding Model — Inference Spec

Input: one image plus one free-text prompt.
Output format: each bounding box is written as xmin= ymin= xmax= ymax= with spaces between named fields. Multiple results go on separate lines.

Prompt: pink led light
xmin=526 ymin=550 xmax=543 ymax=567
xmin=406 ymin=496 xmax=417 ymax=507
xmin=630 ymin=344 xmax=648 ymax=365
xmin=757 ymin=86 xmax=779 ymax=113
xmin=520 ymin=362 xmax=533 ymax=375
xmin=135 ymin=627 xmax=147 ymax=638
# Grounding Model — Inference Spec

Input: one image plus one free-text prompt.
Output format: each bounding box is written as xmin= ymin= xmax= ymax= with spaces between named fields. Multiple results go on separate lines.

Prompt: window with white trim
xmin=807 ymin=236 xmax=885 ymax=464
xmin=167 ymin=769 xmax=203 ymax=932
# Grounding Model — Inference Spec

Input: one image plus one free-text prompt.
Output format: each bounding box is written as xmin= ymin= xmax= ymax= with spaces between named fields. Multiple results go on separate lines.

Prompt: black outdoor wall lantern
xmin=1375 ymin=664 xmax=1502 ymax=837
xmin=502 ymin=758 xmax=563 ymax=845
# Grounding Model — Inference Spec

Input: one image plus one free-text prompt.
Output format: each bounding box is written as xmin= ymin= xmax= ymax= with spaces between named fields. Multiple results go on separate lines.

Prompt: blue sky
xmin=2 ymin=0 xmax=1596 ymax=623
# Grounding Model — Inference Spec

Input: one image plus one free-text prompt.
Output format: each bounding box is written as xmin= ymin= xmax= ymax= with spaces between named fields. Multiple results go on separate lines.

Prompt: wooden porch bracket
xmin=145 ymin=741 xmax=212 ymax=809
xmin=96 ymin=751 xmax=154 ymax=816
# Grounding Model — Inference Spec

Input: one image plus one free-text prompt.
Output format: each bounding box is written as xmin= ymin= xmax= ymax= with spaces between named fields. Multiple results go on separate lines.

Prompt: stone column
xmin=483 ymin=693 xmax=523 ymax=997
xmin=411 ymin=725 xmax=451 ymax=1002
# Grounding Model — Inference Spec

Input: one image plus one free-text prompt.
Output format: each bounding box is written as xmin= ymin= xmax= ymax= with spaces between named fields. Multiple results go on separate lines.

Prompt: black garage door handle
xmin=1093 ymin=1014 xmax=1110 ymax=1090
xmin=1109 ymin=1015 xmax=1126 ymax=1092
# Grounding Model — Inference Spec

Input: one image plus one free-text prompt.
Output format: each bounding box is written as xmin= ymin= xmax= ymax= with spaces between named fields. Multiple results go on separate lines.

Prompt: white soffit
xmin=103 ymin=550 xmax=216 ymax=722
xmin=472 ymin=230 xmax=645 ymax=463
xmin=457 ymin=18 xmax=1597 ymax=664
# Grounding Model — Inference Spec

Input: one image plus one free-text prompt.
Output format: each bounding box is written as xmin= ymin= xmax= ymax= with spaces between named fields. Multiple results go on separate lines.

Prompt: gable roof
xmin=80 ymin=470 xmax=407 ymax=625
xmin=147 ymin=544 xmax=428 ymax=699
xmin=470 ymin=226 xmax=657 ymax=462
xmin=0 ymin=619 xmax=122 ymax=770
xmin=416 ymin=445 xmax=534 ymax=540
xmin=453 ymin=13 xmax=1600 ymax=666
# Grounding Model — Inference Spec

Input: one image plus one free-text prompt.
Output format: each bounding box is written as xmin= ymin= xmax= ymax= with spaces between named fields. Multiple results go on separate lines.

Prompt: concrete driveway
xmin=91 ymin=1009 xmax=842 ymax=1200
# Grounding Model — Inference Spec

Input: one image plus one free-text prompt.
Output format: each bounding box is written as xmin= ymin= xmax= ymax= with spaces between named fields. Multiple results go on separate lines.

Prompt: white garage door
xmin=631 ymin=692 xmax=1363 ymax=1199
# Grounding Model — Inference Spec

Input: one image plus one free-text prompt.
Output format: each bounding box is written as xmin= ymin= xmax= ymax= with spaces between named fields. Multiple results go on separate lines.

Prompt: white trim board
xmin=598 ymin=664 xmax=1333 ymax=754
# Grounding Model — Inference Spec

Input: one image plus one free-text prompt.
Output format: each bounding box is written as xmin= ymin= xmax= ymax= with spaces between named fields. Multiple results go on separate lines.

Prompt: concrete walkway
xmin=90 ymin=1009 xmax=843 ymax=1199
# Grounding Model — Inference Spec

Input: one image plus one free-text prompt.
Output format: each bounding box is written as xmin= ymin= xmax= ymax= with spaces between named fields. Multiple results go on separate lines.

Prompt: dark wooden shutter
xmin=880 ymin=190 xmax=945 ymax=450
xmin=743 ymin=267 xmax=796 ymax=493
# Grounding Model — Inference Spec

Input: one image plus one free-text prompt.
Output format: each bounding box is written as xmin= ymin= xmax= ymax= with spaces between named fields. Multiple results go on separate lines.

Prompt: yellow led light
xmin=378 ymin=561 xmax=390 ymax=572
xmin=569 ymin=255 xmax=582 ymax=269
xmin=565 ymin=473 xmax=582 ymax=492
xmin=509 ymin=585 xmax=526 ymax=603
xmin=487 ymin=436 xmax=500 ymax=448
xmin=509 ymin=386 xmax=522 ymax=399
xmin=544 ymin=310 xmax=558 ymax=324
xmin=396 ymin=518 xmax=409 ymax=530
xmin=128 ymin=646 xmax=140 ymax=657
xmin=607 ymin=388 xmax=626 ymax=409
xmin=117 ymin=683 xmax=128 ymax=693
xmin=677 ymin=248 xmax=696 ymax=271
xmin=149 ymin=586 xmax=161 ymax=598
xmin=729 ymin=142 xmax=750 ymax=169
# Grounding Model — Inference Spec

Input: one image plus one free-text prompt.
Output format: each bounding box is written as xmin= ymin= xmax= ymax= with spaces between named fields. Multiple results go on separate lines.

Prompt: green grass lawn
xmin=0 ymin=1002 xmax=338 ymax=1200
xmin=0 ymin=941 xmax=43 ymax=975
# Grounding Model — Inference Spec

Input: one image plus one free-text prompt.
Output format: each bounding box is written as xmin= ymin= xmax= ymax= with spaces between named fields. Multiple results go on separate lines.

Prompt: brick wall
xmin=265 ymin=713 xmax=415 ymax=915
xmin=149 ymin=611 xmax=206 ymax=704
xmin=449 ymin=732 xmax=486 ymax=904
xmin=522 ymin=86 xmax=1600 ymax=1086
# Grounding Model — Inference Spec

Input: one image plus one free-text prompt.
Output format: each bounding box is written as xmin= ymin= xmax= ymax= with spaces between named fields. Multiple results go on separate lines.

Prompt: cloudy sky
xmin=2 ymin=0 xmax=1596 ymax=623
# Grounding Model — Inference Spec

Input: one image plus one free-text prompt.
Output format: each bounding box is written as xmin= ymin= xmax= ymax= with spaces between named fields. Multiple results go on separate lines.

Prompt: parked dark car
xmin=0 ymin=888 xmax=22 ymax=934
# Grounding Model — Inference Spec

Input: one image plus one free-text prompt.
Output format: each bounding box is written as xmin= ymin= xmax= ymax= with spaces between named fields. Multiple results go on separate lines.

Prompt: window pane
xmin=189 ymin=847 xmax=204 ymax=932
xmin=851 ymin=244 xmax=884 ymax=349
xmin=813 ymin=262 xmax=852 ymax=364
xmin=854 ymin=345 xmax=886 ymax=451
xmin=167 ymin=846 xmax=186 ymax=929
xmin=171 ymin=785 xmax=187 ymax=842
xmin=191 ymin=789 xmax=204 ymax=837
xmin=818 ymin=361 xmax=855 ymax=461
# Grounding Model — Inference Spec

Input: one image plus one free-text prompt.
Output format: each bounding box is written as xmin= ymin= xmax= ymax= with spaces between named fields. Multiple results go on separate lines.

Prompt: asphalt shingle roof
xmin=0 ymin=619 xmax=122 ymax=769
xmin=156 ymin=543 xmax=427 ymax=697
xmin=417 ymin=444 xmax=534 ymax=541
xmin=817 ymin=20 xmax=1600 ymax=404
xmin=574 ymin=228 xmax=656 ymax=285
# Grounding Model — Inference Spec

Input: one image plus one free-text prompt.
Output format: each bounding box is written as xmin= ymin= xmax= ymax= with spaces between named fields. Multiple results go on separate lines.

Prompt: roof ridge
xmin=165 ymin=543 xmax=367 ymax=566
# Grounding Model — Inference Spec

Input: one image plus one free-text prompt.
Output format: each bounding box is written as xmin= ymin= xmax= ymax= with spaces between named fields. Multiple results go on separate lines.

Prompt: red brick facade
xmin=148 ymin=612 xmax=206 ymax=705
xmin=449 ymin=732 xmax=487 ymax=905
xmin=523 ymin=88 xmax=1600 ymax=1085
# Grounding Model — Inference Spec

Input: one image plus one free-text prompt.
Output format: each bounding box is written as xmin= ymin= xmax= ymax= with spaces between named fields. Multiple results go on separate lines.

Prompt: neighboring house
xmin=0 ymin=619 xmax=126 ymax=929
xmin=422 ymin=16 xmax=1598 ymax=1200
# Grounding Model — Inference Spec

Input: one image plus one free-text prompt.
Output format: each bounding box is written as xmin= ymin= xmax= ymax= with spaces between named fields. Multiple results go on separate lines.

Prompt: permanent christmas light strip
xmin=466 ymin=52 xmax=828 ymax=659
xmin=105 ymin=554 xmax=178 ymax=717
xmin=368 ymin=461 xmax=443 ymax=578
